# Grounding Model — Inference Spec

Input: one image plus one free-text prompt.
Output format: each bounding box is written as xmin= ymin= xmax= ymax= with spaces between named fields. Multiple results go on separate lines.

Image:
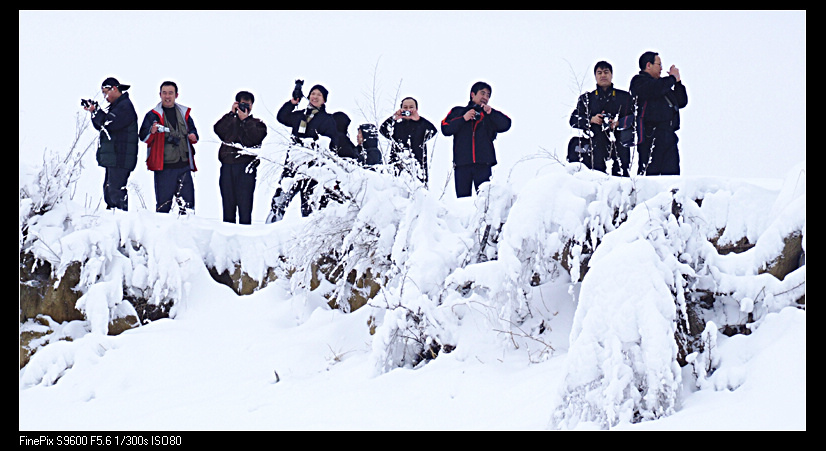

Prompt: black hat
xmin=102 ymin=77 xmax=130 ymax=92
xmin=309 ymin=84 xmax=328 ymax=102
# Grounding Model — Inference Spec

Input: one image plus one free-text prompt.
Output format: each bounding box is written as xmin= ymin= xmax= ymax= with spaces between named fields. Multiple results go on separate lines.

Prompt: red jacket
xmin=139 ymin=103 xmax=198 ymax=172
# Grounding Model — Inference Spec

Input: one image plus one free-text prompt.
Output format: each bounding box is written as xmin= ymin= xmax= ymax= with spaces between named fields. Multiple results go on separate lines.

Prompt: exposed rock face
xmin=207 ymin=264 xmax=278 ymax=296
xmin=19 ymin=253 xmax=84 ymax=324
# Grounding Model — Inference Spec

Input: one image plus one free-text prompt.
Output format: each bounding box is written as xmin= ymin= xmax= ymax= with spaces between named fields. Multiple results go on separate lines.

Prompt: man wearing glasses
xmin=83 ymin=77 xmax=139 ymax=211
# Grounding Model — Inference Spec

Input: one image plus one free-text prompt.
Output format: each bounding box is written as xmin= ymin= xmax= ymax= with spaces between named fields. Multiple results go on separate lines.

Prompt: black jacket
xmin=330 ymin=111 xmax=359 ymax=160
xmin=276 ymin=100 xmax=338 ymax=148
xmin=92 ymin=92 xmax=139 ymax=170
xmin=569 ymin=85 xmax=633 ymax=135
xmin=379 ymin=115 xmax=437 ymax=166
xmin=214 ymin=112 xmax=267 ymax=165
xmin=441 ymin=102 xmax=511 ymax=166
xmin=630 ymin=72 xmax=688 ymax=132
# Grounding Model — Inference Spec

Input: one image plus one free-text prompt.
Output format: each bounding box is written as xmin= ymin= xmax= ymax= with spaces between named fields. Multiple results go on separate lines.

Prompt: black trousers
xmin=103 ymin=166 xmax=132 ymax=211
xmin=637 ymin=125 xmax=680 ymax=176
xmin=454 ymin=163 xmax=492 ymax=198
xmin=219 ymin=162 xmax=257 ymax=224
xmin=154 ymin=166 xmax=194 ymax=213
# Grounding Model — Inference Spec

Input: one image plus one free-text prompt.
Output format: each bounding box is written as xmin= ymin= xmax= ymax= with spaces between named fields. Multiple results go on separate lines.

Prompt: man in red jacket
xmin=139 ymin=81 xmax=199 ymax=213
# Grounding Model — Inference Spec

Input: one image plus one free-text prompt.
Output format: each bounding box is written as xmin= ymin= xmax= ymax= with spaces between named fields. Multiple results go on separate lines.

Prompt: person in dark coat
xmin=214 ymin=91 xmax=267 ymax=224
xmin=441 ymin=81 xmax=511 ymax=198
xmin=568 ymin=61 xmax=633 ymax=176
xmin=83 ymin=77 xmax=138 ymax=211
xmin=379 ymin=97 xmax=437 ymax=184
xmin=331 ymin=111 xmax=359 ymax=161
xmin=630 ymin=51 xmax=688 ymax=176
xmin=139 ymin=80 xmax=199 ymax=213
xmin=267 ymin=84 xmax=340 ymax=223
xmin=357 ymin=124 xmax=382 ymax=166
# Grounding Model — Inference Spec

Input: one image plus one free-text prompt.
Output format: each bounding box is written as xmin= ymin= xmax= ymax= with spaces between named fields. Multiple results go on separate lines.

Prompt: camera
xmin=166 ymin=134 xmax=181 ymax=146
xmin=80 ymin=99 xmax=99 ymax=109
xmin=292 ymin=79 xmax=304 ymax=100
xmin=400 ymin=110 xmax=411 ymax=117
xmin=238 ymin=102 xmax=250 ymax=113
xmin=155 ymin=124 xmax=171 ymax=133
xmin=472 ymin=104 xmax=484 ymax=120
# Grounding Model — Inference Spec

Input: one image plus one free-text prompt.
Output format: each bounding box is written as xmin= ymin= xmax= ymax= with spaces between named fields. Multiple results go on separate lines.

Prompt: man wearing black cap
xmin=83 ymin=77 xmax=138 ymax=211
xmin=267 ymin=83 xmax=339 ymax=223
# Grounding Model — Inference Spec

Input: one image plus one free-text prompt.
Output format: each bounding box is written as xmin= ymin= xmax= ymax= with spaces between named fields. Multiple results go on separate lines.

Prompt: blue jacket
xmin=441 ymin=102 xmax=511 ymax=166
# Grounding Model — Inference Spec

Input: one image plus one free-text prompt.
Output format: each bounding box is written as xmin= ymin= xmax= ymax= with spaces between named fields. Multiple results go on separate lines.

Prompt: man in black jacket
xmin=569 ymin=61 xmax=633 ymax=176
xmin=630 ymin=51 xmax=688 ymax=175
xmin=214 ymin=91 xmax=267 ymax=224
xmin=267 ymin=84 xmax=340 ymax=223
xmin=83 ymin=77 xmax=138 ymax=211
xmin=441 ymin=81 xmax=512 ymax=198
xmin=379 ymin=97 xmax=437 ymax=184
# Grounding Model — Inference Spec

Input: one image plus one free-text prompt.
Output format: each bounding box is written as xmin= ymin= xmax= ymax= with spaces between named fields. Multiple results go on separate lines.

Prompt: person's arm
xmin=440 ymin=107 xmax=467 ymax=136
xmin=240 ymin=117 xmax=268 ymax=148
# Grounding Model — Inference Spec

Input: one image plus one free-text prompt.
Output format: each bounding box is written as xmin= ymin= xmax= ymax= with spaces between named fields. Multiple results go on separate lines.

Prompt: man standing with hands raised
xmin=630 ymin=51 xmax=688 ymax=176
xmin=441 ymin=81 xmax=511 ymax=198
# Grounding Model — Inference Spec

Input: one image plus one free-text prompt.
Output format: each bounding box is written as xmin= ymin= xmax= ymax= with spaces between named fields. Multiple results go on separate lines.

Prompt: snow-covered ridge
xmin=19 ymin=151 xmax=805 ymax=429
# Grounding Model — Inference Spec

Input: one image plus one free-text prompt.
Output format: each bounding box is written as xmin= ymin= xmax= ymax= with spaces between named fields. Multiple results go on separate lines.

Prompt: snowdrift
xmin=19 ymin=144 xmax=805 ymax=430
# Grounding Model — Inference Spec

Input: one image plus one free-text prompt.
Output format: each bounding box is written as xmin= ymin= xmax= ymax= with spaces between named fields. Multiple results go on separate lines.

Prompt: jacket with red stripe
xmin=440 ymin=102 xmax=511 ymax=167
xmin=139 ymin=102 xmax=199 ymax=172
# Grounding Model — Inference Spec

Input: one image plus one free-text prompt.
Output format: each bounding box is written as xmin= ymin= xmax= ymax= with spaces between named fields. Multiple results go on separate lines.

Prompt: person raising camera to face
xmin=380 ymin=96 xmax=437 ymax=185
xmin=214 ymin=91 xmax=267 ymax=224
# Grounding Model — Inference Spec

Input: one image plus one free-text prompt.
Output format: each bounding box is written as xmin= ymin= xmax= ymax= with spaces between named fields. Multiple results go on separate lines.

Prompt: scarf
xmin=298 ymin=106 xmax=319 ymax=135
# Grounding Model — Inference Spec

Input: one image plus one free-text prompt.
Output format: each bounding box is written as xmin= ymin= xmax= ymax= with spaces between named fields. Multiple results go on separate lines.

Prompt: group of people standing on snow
xmin=567 ymin=51 xmax=687 ymax=177
xmin=81 ymin=50 xmax=685 ymax=224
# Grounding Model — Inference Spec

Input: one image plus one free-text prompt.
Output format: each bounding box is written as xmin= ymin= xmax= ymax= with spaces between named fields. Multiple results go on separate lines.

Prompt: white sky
xmin=19 ymin=10 xmax=805 ymax=219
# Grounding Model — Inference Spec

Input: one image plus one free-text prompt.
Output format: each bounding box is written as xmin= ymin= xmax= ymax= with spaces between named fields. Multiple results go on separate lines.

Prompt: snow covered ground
xmin=19 ymin=161 xmax=806 ymax=431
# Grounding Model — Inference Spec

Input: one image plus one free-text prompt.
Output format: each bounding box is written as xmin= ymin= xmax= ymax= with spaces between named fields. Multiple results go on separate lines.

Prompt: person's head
xmin=101 ymin=77 xmax=129 ymax=103
xmin=308 ymin=84 xmax=328 ymax=108
xmin=400 ymin=97 xmax=418 ymax=116
xmin=235 ymin=90 xmax=254 ymax=112
xmin=332 ymin=111 xmax=351 ymax=134
xmin=639 ymin=51 xmax=662 ymax=78
xmin=594 ymin=61 xmax=613 ymax=88
xmin=358 ymin=123 xmax=378 ymax=143
xmin=160 ymin=81 xmax=179 ymax=108
xmin=470 ymin=81 xmax=492 ymax=106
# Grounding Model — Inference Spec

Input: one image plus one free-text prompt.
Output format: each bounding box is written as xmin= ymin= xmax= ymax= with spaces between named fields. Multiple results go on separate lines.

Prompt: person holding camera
xmin=440 ymin=81 xmax=511 ymax=198
xmin=379 ymin=97 xmax=437 ymax=184
xmin=83 ymin=77 xmax=138 ymax=211
xmin=267 ymin=82 xmax=340 ymax=223
xmin=213 ymin=91 xmax=268 ymax=224
xmin=630 ymin=51 xmax=687 ymax=176
xmin=139 ymin=80 xmax=199 ymax=213
xmin=568 ymin=61 xmax=633 ymax=176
